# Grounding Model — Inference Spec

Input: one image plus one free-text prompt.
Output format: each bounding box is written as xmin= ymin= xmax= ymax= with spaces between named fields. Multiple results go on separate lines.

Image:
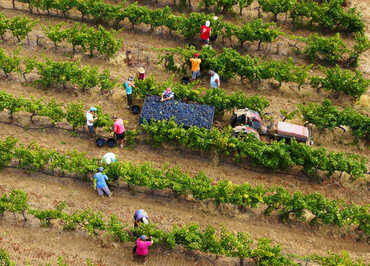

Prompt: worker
xmin=86 ymin=107 xmax=97 ymax=138
xmin=189 ymin=53 xmax=201 ymax=80
xmin=101 ymin=152 xmax=117 ymax=165
xmin=113 ymin=116 xmax=126 ymax=148
xmin=133 ymin=235 xmax=153 ymax=259
xmin=200 ymin=20 xmax=211 ymax=45
xmin=124 ymin=77 xmax=135 ymax=109
xmin=137 ymin=67 xmax=145 ymax=80
xmin=93 ymin=167 xmax=112 ymax=197
xmin=160 ymin=88 xmax=174 ymax=102
xmin=209 ymin=70 xmax=220 ymax=88
xmin=134 ymin=209 xmax=149 ymax=228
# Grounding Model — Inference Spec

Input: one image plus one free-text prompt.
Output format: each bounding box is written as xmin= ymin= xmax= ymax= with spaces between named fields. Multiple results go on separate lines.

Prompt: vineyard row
xmin=136 ymin=0 xmax=364 ymax=34
xmin=0 ymin=90 xmax=368 ymax=179
xmin=160 ymin=46 xmax=369 ymax=99
xmin=1 ymin=188 xmax=366 ymax=265
xmin=0 ymin=13 xmax=122 ymax=58
xmin=134 ymin=76 xmax=370 ymax=141
xmin=11 ymin=0 xmax=364 ymax=34
xmin=141 ymin=118 xmax=367 ymax=179
xmin=7 ymin=1 xmax=369 ymax=66
xmin=0 ymin=137 xmax=368 ymax=237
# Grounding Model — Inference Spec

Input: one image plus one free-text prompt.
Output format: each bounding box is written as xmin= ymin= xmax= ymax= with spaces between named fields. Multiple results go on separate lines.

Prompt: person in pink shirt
xmin=134 ymin=235 xmax=153 ymax=259
xmin=113 ymin=116 xmax=126 ymax=148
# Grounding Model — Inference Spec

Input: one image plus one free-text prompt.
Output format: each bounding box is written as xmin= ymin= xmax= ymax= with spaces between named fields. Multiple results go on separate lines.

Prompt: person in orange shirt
xmin=189 ymin=53 xmax=201 ymax=80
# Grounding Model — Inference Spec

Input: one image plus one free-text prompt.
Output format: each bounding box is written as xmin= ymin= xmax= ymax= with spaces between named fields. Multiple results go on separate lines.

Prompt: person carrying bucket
xmin=134 ymin=209 xmax=149 ymax=228
xmin=93 ymin=167 xmax=112 ymax=197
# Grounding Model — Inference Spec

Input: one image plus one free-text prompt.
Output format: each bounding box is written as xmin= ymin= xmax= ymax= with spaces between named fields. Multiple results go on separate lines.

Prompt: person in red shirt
xmin=200 ymin=20 xmax=211 ymax=45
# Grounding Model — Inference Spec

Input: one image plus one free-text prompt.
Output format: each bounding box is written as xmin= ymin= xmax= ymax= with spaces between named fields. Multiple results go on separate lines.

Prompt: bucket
xmin=181 ymin=76 xmax=190 ymax=85
xmin=96 ymin=138 xmax=105 ymax=147
xmin=107 ymin=138 xmax=116 ymax=148
xmin=131 ymin=105 xmax=141 ymax=115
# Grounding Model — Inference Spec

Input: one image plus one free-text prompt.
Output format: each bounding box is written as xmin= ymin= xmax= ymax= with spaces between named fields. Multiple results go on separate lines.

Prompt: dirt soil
xmin=0 ymin=0 xmax=369 ymax=265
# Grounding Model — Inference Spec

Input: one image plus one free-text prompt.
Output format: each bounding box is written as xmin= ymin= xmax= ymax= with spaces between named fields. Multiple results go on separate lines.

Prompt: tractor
xmin=230 ymin=108 xmax=313 ymax=145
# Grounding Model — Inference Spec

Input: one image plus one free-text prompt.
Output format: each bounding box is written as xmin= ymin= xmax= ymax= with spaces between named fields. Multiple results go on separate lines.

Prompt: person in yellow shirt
xmin=189 ymin=53 xmax=201 ymax=80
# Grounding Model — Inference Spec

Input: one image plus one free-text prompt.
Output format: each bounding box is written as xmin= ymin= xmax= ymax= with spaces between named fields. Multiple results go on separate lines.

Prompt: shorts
xmin=201 ymin=38 xmax=209 ymax=44
xmin=115 ymin=132 xmax=125 ymax=140
xmin=97 ymin=186 xmax=111 ymax=196
xmin=87 ymin=125 xmax=95 ymax=135
xmin=192 ymin=70 xmax=200 ymax=80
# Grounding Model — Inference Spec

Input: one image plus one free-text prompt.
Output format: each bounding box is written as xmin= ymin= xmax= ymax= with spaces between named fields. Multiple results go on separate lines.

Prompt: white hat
xmin=205 ymin=21 xmax=210 ymax=27
xmin=142 ymin=217 xmax=149 ymax=224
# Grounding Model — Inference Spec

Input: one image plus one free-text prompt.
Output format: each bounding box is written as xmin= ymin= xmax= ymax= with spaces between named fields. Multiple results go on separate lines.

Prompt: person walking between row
xmin=86 ymin=107 xmax=97 ymax=139
xmin=209 ymin=70 xmax=220 ymax=88
xmin=190 ymin=53 xmax=201 ymax=80
xmin=93 ymin=167 xmax=112 ymax=197
xmin=113 ymin=116 xmax=126 ymax=148
xmin=124 ymin=77 xmax=135 ymax=109
xmin=160 ymin=88 xmax=174 ymax=102
xmin=200 ymin=21 xmax=211 ymax=45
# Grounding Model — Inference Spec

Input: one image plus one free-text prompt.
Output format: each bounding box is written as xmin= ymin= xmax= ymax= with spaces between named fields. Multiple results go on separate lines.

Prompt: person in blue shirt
xmin=93 ymin=167 xmax=112 ymax=197
xmin=160 ymin=88 xmax=174 ymax=102
xmin=124 ymin=77 xmax=135 ymax=109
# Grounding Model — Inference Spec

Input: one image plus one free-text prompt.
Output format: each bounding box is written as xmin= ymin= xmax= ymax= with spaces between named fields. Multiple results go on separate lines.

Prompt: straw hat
xmin=138 ymin=67 xmax=145 ymax=74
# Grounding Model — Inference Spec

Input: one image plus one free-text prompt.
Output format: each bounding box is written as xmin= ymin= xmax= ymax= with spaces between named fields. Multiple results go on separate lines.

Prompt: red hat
xmin=194 ymin=53 xmax=199 ymax=57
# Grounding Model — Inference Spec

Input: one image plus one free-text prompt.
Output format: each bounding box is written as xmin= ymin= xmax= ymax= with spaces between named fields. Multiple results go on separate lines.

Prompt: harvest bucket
xmin=96 ymin=138 xmax=105 ymax=147
xmin=107 ymin=138 xmax=116 ymax=148
xmin=131 ymin=105 xmax=141 ymax=115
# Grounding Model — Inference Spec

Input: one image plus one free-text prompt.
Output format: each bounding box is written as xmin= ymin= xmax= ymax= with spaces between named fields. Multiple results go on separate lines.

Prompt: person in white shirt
xmin=86 ymin=107 xmax=97 ymax=138
xmin=101 ymin=152 xmax=117 ymax=165
xmin=209 ymin=70 xmax=220 ymax=88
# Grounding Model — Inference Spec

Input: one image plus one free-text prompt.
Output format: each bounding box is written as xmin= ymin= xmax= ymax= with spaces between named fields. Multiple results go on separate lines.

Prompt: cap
xmin=194 ymin=53 xmax=199 ymax=57
xmin=142 ymin=217 xmax=149 ymax=224
xmin=90 ymin=107 xmax=97 ymax=111
xmin=209 ymin=70 xmax=215 ymax=75
xmin=98 ymin=167 xmax=104 ymax=172
xmin=205 ymin=20 xmax=210 ymax=27
xmin=140 ymin=235 xmax=147 ymax=241
xmin=138 ymin=67 xmax=145 ymax=74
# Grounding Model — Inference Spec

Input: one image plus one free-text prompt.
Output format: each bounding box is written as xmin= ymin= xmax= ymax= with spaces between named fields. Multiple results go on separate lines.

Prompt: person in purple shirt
xmin=93 ymin=167 xmax=112 ymax=197
xmin=134 ymin=209 xmax=149 ymax=228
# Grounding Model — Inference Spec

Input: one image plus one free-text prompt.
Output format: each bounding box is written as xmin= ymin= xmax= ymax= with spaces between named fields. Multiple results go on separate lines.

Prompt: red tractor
xmin=231 ymin=108 xmax=313 ymax=145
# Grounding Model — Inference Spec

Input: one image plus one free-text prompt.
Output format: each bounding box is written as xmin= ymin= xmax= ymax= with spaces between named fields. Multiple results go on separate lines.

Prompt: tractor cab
xmin=231 ymin=108 xmax=313 ymax=145
xmin=231 ymin=125 xmax=260 ymax=140
xmin=231 ymin=108 xmax=267 ymax=134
